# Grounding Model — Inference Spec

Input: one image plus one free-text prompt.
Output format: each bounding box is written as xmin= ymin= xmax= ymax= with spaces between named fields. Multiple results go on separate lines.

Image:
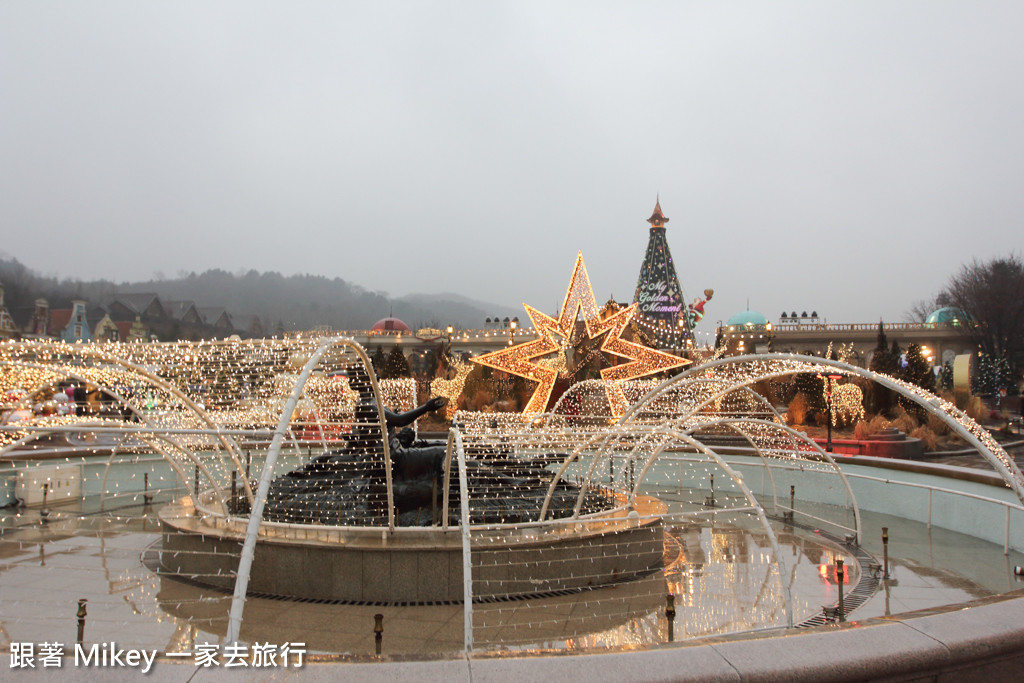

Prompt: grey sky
xmin=2 ymin=2 xmax=1023 ymax=342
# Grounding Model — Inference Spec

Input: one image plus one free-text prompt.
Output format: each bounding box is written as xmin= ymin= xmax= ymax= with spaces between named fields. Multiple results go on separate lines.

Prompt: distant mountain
xmin=0 ymin=257 xmax=520 ymax=332
xmin=393 ymin=293 xmax=523 ymax=329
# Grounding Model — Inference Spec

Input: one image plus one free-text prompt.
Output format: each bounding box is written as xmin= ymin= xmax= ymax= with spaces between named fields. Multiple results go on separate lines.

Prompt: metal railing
xmin=722 ymin=455 xmax=1024 ymax=555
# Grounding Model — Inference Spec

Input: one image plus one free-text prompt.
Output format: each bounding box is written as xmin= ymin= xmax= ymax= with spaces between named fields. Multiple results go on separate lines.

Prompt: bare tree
xmin=903 ymin=293 xmax=951 ymax=323
xmin=940 ymin=254 xmax=1024 ymax=373
xmin=904 ymin=299 xmax=935 ymax=323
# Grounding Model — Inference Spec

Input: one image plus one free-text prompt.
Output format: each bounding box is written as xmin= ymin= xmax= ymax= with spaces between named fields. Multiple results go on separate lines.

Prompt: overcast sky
xmin=2 ymin=2 xmax=1023 ymax=341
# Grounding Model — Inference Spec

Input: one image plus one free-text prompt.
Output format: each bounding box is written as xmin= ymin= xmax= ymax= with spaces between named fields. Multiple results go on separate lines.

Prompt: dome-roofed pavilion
xmin=926 ymin=306 xmax=968 ymax=325
xmin=726 ymin=310 xmax=770 ymax=329
xmin=372 ymin=316 xmax=410 ymax=332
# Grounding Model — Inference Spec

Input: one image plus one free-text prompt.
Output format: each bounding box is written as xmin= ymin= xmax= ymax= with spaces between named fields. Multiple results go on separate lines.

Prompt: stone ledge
xmin=127 ymin=593 xmax=1024 ymax=682
xmin=888 ymin=592 xmax=1024 ymax=665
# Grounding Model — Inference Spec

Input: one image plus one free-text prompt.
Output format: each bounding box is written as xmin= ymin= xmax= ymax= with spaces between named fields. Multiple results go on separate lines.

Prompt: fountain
xmin=2 ymin=340 xmax=1023 ymax=679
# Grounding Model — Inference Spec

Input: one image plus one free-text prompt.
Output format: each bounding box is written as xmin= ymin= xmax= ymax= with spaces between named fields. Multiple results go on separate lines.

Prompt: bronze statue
xmin=263 ymin=391 xmax=611 ymax=527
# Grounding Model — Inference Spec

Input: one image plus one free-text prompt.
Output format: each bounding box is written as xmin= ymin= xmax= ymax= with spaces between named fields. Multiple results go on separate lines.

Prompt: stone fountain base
xmin=158 ymin=495 xmax=664 ymax=603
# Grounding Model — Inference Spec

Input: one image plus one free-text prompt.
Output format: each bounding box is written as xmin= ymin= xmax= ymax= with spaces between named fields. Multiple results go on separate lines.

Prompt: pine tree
xmin=868 ymin=322 xmax=897 ymax=414
xmin=901 ymin=343 xmax=936 ymax=392
xmin=890 ymin=339 xmax=903 ymax=371
xmin=381 ymin=346 xmax=411 ymax=379
xmin=939 ymin=361 xmax=954 ymax=391
xmin=869 ymin=322 xmax=895 ymax=374
xmin=973 ymin=353 xmax=1016 ymax=396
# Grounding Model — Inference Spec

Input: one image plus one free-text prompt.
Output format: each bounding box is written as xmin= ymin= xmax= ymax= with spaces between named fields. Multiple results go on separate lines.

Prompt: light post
xmin=508 ymin=319 xmax=517 ymax=346
xmin=441 ymin=325 xmax=454 ymax=371
xmin=817 ymin=371 xmax=844 ymax=452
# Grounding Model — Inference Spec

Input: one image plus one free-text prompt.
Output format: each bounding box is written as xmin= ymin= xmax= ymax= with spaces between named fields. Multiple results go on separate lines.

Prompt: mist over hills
xmin=0 ymin=257 xmax=522 ymax=331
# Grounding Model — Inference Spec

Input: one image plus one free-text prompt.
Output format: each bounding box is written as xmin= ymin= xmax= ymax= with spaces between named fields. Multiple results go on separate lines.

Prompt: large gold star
xmin=472 ymin=252 xmax=689 ymax=415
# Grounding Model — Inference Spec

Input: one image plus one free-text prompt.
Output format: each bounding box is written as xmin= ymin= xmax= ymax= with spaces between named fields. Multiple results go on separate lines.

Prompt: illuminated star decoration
xmin=472 ymin=252 xmax=689 ymax=416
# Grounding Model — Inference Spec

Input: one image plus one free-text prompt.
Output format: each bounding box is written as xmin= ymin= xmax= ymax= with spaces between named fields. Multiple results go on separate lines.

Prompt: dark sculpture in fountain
xmin=263 ymin=393 xmax=616 ymax=527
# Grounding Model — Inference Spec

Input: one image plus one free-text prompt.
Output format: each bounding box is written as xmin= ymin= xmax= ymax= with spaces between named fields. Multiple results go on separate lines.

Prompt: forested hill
xmin=0 ymin=258 xmax=521 ymax=331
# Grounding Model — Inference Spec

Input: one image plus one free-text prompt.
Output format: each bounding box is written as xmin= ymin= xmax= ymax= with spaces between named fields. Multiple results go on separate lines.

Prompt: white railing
xmin=728 ymin=454 xmax=1023 ymax=554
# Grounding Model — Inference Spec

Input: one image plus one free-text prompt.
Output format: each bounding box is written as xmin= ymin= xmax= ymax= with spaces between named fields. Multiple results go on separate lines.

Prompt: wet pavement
xmin=920 ymin=436 xmax=1024 ymax=471
xmin=1 ymin=492 xmax=1021 ymax=658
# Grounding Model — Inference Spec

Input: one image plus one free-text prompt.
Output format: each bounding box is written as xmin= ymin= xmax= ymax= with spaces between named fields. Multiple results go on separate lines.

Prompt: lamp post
xmin=817 ymin=371 xmax=844 ymax=452
xmin=439 ymin=325 xmax=455 ymax=374
xmin=508 ymin=319 xmax=517 ymax=346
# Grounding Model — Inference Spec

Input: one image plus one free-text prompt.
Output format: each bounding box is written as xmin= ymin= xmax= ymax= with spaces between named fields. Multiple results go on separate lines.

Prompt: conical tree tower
xmin=632 ymin=199 xmax=691 ymax=349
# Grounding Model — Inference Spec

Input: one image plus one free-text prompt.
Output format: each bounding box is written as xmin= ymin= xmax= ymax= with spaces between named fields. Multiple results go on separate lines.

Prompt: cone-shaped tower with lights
xmin=632 ymin=199 xmax=691 ymax=349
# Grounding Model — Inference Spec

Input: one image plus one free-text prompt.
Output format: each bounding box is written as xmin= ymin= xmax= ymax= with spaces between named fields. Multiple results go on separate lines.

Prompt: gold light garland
xmin=824 ymin=379 xmax=865 ymax=426
xmin=430 ymin=360 xmax=473 ymax=419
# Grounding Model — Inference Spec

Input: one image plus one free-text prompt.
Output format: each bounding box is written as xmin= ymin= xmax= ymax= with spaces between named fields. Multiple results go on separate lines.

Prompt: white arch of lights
xmin=535 ymin=415 xmax=859 ymax=542
xmin=676 ymin=417 xmax=860 ymax=540
xmin=97 ymin=431 xmax=213 ymax=511
xmin=630 ymin=426 xmax=796 ymax=627
xmin=546 ymin=379 xmax=620 ymax=420
xmin=0 ymin=360 xmax=243 ymax=509
xmin=0 ymin=347 xmax=256 ymax=506
xmin=620 ymin=353 xmax=1024 ymax=507
xmin=546 ymin=378 xmax=793 ymax=431
xmin=1 ymin=337 xmax=402 ymax=645
xmin=227 ymin=336 xmax=391 ymax=643
xmin=543 ymin=375 xmax=859 ymax=534
xmin=536 ymin=423 xmax=795 ymax=627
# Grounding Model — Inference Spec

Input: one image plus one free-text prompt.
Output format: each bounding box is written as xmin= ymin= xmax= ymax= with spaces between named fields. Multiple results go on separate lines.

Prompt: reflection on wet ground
xmin=0 ymin=492 xmax=1021 ymax=656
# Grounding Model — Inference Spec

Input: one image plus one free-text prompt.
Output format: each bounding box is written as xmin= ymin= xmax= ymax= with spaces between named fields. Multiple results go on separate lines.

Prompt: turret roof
xmin=647 ymin=199 xmax=669 ymax=228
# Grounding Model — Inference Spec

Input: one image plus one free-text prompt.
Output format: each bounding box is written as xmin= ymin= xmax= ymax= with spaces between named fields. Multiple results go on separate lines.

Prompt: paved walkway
xmin=920 ymin=435 xmax=1024 ymax=471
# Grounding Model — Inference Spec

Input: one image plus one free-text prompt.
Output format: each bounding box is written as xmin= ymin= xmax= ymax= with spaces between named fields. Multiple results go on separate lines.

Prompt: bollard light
xmin=882 ymin=527 xmax=890 ymax=579
xmin=41 ymin=482 xmax=51 ymax=522
xmin=374 ymin=613 xmax=384 ymax=655
xmin=77 ymin=598 xmax=88 ymax=644
xmin=665 ymin=593 xmax=676 ymax=642
xmin=836 ymin=559 xmax=845 ymax=622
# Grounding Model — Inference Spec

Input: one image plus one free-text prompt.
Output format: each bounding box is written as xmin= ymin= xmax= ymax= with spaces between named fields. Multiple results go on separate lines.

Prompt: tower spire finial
xmin=647 ymin=197 xmax=668 ymax=228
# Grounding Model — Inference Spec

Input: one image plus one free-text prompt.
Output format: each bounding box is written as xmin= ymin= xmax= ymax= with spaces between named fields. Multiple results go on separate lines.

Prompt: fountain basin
xmin=159 ymin=495 xmax=665 ymax=603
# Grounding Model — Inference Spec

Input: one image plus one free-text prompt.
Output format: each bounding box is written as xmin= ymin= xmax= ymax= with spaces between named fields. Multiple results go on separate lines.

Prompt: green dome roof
xmin=726 ymin=310 xmax=770 ymax=327
xmin=925 ymin=307 xmax=967 ymax=325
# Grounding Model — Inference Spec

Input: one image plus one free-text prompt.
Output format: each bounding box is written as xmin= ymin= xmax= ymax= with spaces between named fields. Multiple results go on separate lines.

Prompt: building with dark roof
xmin=107 ymin=293 xmax=167 ymax=323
